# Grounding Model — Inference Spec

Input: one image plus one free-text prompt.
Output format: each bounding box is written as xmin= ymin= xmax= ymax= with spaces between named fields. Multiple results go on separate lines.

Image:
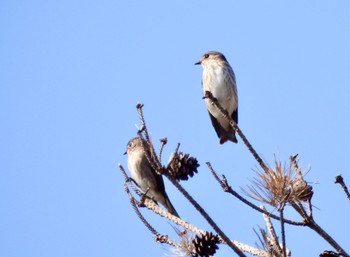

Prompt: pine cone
xmin=192 ymin=232 xmax=219 ymax=257
xmin=319 ymin=250 xmax=339 ymax=257
xmin=291 ymin=178 xmax=313 ymax=202
xmin=168 ymin=152 xmax=199 ymax=181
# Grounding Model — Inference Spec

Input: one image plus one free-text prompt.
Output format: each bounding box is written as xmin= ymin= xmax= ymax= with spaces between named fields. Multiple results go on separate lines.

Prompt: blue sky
xmin=1 ymin=1 xmax=349 ymax=256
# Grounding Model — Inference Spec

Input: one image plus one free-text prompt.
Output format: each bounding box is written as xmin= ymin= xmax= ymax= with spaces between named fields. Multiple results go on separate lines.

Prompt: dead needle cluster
xmin=247 ymin=157 xmax=313 ymax=209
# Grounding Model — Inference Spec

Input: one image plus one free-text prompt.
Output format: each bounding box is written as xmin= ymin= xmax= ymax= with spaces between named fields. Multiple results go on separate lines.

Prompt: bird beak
xmin=123 ymin=151 xmax=127 ymax=155
xmin=194 ymin=61 xmax=201 ymax=65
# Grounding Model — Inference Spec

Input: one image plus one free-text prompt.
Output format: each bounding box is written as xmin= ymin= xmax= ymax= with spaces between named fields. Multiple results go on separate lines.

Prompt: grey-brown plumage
xmin=125 ymin=137 xmax=179 ymax=217
xmin=195 ymin=51 xmax=238 ymax=144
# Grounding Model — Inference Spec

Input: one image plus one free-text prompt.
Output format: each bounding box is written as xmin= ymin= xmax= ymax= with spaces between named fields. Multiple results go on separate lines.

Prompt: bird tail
xmin=229 ymin=131 xmax=238 ymax=143
xmin=164 ymin=195 xmax=180 ymax=218
xmin=220 ymin=131 xmax=238 ymax=144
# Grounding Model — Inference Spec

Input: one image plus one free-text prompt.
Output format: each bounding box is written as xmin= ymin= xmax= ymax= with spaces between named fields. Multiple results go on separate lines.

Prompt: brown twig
xmin=118 ymin=163 xmax=143 ymax=196
xmin=203 ymin=91 xmax=269 ymax=173
xmin=290 ymin=154 xmax=302 ymax=177
xmin=158 ymin=137 xmax=168 ymax=163
xmin=136 ymin=103 xmax=162 ymax=169
xmin=279 ymin=204 xmax=287 ymax=257
xmin=260 ymin=206 xmax=283 ymax=255
xmin=120 ymin=163 xmax=177 ymax=246
xmin=291 ymin=202 xmax=309 ymax=222
xmin=174 ymin=142 xmax=181 ymax=154
xmin=124 ymin=182 xmax=182 ymax=248
xmin=119 ymin=163 xmax=183 ymax=225
xmin=136 ymin=130 xmax=158 ymax=170
xmin=206 ymin=162 xmax=305 ymax=226
xmin=334 ymin=175 xmax=350 ymax=202
xmin=123 ymin=181 xmax=159 ymax=236
xmin=306 ymin=199 xmax=313 ymax=218
xmin=118 ymin=162 xmax=130 ymax=181
xmin=319 ymin=250 xmax=340 ymax=257
xmin=120 ymin=163 xmax=191 ymax=248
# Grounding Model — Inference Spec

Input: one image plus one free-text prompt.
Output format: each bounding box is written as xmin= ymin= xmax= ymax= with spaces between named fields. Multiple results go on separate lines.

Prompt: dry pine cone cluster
xmin=291 ymin=178 xmax=313 ymax=202
xmin=192 ymin=232 xmax=219 ymax=257
xmin=168 ymin=152 xmax=199 ymax=181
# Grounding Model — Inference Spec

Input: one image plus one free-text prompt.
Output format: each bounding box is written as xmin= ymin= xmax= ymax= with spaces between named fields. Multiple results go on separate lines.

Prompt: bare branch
xmin=158 ymin=137 xmax=168 ymax=162
xmin=118 ymin=163 xmax=143 ymax=196
xmin=136 ymin=103 xmax=162 ymax=169
xmin=123 ymin=181 xmax=159 ymax=236
xmin=290 ymin=154 xmax=302 ymax=177
xmin=334 ymin=175 xmax=350 ymax=202
xmin=260 ymin=206 xmax=282 ymax=255
xmin=279 ymin=205 xmax=287 ymax=257
xmin=319 ymin=250 xmax=340 ymax=257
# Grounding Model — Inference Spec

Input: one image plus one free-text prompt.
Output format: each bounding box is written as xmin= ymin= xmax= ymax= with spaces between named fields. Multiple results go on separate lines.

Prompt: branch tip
xmin=160 ymin=137 xmax=168 ymax=144
xmin=136 ymin=102 xmax=144 ymax=109
xmin=334 ymin=174 xmax=343 ymax=184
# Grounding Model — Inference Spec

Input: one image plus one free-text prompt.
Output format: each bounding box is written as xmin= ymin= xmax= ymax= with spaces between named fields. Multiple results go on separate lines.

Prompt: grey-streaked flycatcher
xmin=125 ymin=137 xmax=179 ymax=217
xmin=195 ymin=51 xmax=238 ymax=144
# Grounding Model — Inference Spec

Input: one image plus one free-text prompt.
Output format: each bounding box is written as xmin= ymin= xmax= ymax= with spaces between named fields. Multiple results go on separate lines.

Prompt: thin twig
xmin=335 ymin=175 xmax=350 ymax=202
xmin=306 ymin=199 xmax=313 ymax=218
xmin=292 ymin=202 xmax=309 ymax=222
xmin=158 ymin=137 xmax=168 ymax=163
xmin=290 ymin=154 xmax=302 ymax=177
xmin=136 ymin=131 xmax=157 ymax=169
xmin=203 ymin=91 xmax=269 ymax=173
xmin=136 ymin=103 xmax=149 ymax=141
xmin=206 ymin=162 xmax=305 ymax=226
xmin=319 ymin=250 xmax=340 ymax=257
xmin=119 ymin=163 xmax=183 ymax=226
xmin=174 ymin=143 xmax=181 ymax=154
xmin=154 ymin=234 xmax=181 ymax=248
xmin=124 ymin=182 xmax=182 ymax=248
xmin=136 ymin=103 xmax=162 ymax=169
xmin=118 ymin=163 xmax=143 ymax=196
xmin=260 ymin=206 xmax=282 ymax=255
xmin=279 ymin=204 xmax=287 ymax=257
xmin=118 ymin=163 xmax=129 ymax=181
xmin=124 ymin=182 xmax=159 ymax=236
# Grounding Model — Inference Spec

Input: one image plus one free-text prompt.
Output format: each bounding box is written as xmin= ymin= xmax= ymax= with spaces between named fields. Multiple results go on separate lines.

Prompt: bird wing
xmin=140 ymin=152 xmax=166 ymax=193
xmin=231 ymin=106 xmax=238 ymax=124
xmin=208 ymin=111 xmax=225 ymax=139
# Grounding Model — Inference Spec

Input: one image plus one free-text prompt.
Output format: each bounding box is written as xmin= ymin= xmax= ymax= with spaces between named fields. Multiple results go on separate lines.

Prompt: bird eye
xmin=204 ymin=54 xmax=209 ymax=59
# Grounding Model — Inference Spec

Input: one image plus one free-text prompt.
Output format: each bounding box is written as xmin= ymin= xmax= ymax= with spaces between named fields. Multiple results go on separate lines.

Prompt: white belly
xmin=202 ymin=67 xmax=237 ymax=126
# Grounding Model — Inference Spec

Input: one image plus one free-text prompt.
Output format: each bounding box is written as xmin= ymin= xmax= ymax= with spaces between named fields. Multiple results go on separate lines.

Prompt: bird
xmin=125 ymin=137 xmax=179 ymax=217
xmin=195 ymin=51 xmax=238 ymax=144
